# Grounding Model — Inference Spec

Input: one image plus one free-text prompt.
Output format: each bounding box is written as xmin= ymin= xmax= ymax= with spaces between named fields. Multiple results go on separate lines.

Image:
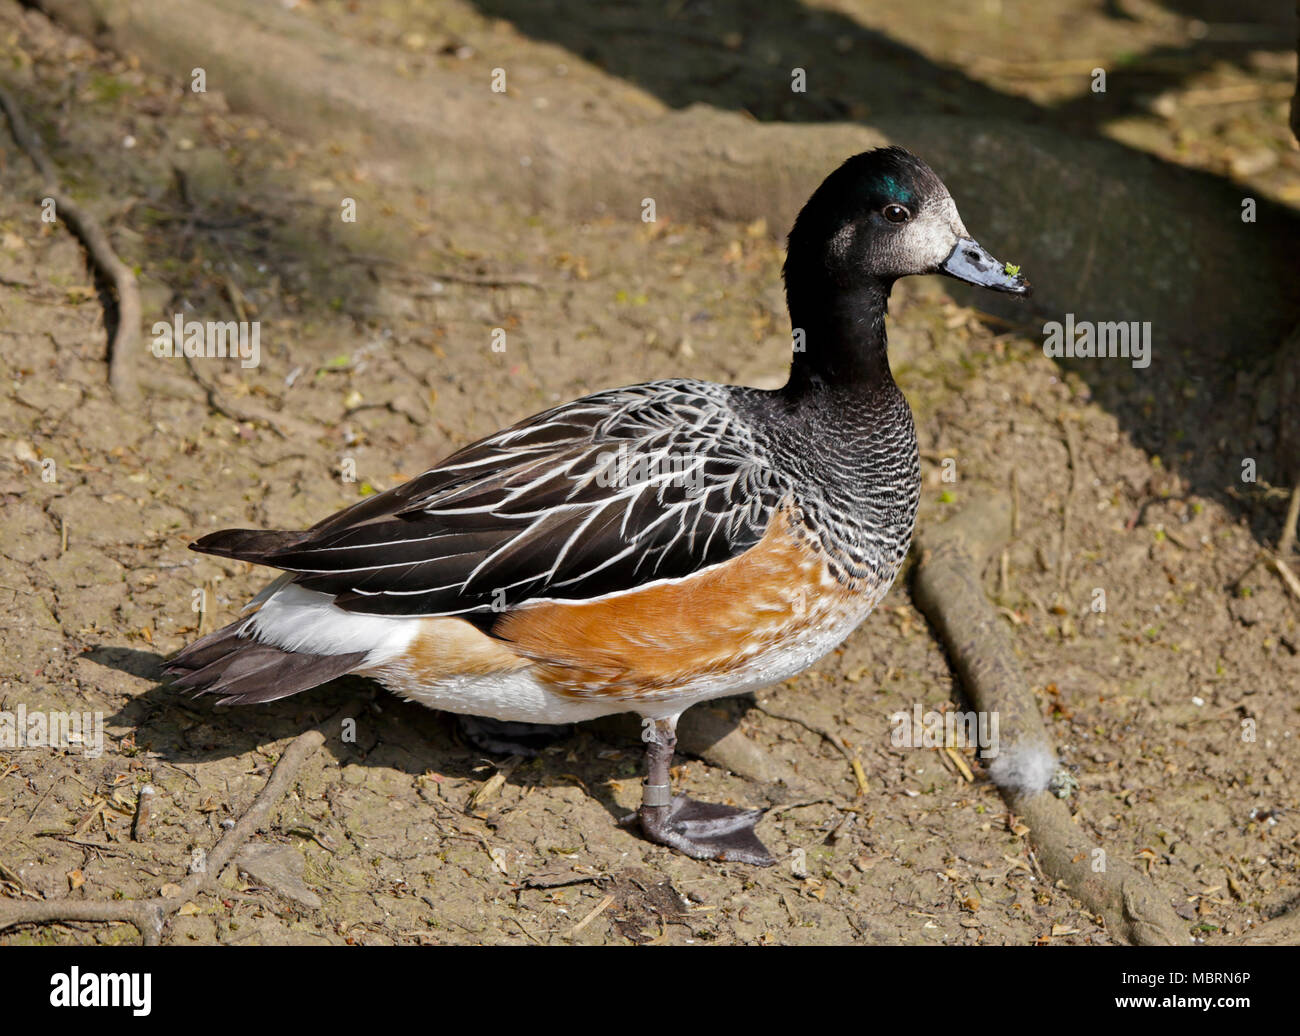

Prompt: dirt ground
xmin=0 ymin=0 xmax=1297 ymax=945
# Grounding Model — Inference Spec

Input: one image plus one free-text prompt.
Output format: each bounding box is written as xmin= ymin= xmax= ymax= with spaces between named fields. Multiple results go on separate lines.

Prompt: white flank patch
xmin=245 ymin=582 xmax=416 ymax=664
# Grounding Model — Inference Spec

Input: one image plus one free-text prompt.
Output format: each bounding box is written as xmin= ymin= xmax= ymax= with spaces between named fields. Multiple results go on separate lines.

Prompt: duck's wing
xmin=192 ymin=381 xmax=789 ymax=617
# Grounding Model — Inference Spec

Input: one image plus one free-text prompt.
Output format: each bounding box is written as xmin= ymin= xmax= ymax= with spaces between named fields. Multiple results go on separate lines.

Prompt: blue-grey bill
xmin=940 ymin=239 xmax=1031 ymax=296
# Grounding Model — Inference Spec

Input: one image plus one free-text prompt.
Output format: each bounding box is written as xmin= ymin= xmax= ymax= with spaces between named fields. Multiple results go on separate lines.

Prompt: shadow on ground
xmin=86 ymin=646 xmax=750 ymax=829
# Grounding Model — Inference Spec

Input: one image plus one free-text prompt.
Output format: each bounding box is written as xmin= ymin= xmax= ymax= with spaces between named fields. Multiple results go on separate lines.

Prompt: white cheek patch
xmin=908 ymin=194 xmax=966 ymax=271
xmin=937 ymin=194 xmax=968 ymax=238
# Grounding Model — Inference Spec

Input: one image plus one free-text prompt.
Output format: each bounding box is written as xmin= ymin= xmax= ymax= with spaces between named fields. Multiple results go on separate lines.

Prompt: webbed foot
xmin=638 ymin=794 xmax=773 ymax=866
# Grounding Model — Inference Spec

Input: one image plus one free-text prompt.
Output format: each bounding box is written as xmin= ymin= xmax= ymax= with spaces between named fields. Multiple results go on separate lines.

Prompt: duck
xmin=166 ymin=146 xmax=1030 ymax=866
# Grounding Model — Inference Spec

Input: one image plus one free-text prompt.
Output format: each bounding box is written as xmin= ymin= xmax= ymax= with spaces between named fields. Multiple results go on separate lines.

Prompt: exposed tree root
xmin=0 ymin=81 xmax=141 ymax=403
xmin=1271 ymin=315 xmax=1300 ymax=581
xmin=1229 ymin=905 xmax=1300 ymax=945
xmin=912 ymin=494 xmax=1187 ymax=945
xmin=0 ymin=703 xmax=356 ymax=944
xmin=1278 ymin=482 xmax=1299 ymax=560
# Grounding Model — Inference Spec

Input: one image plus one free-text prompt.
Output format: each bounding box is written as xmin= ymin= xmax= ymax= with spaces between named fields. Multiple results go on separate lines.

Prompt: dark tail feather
xmin=164 ymin=620 xmax=366 ymax=705
xmin=190 ymin=528 xmax=302 ymax=564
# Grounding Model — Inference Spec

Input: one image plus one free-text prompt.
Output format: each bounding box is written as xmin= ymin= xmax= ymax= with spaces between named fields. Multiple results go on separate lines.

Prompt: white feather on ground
xmin=987 ymin=743 xmax=1058 ymax=795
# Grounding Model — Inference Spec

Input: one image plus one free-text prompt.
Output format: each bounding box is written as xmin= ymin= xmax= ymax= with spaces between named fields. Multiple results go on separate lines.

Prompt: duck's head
xmin=785 ymin=146 xmax=1031 ymax=301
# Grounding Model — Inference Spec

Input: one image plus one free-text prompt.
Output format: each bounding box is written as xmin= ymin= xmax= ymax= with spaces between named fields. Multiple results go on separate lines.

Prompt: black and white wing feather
xmin=193 ymin=381 xmax=789 ymax=617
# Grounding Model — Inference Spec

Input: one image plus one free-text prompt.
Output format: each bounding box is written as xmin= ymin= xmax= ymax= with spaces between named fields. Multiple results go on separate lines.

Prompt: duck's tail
xmin=164 ymin=619 xmax=366 ymax=706
xmin=189 ymin=528 xmax=301 ymax=565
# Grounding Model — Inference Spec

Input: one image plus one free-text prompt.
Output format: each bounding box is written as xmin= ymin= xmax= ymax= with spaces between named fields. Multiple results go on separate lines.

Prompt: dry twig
xmin=183 ymin=354 xmax=289 ymax=440
xmin=0 ymin=703 xmax=359 ymax=943
xmin=1057 ymin=418 xmax=1081 ymax=592
xmin=1277 ymin=481 xmax=1299 ymax=560
xmin=0 ymin=81 xmax=141 ymax=402
xmin=753 ymin=700 xmax=868 ymax=795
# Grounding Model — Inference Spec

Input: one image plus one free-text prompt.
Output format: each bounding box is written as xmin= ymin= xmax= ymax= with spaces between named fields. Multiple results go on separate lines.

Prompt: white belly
xmin=367 ymin=665 xmax=619 ymax=724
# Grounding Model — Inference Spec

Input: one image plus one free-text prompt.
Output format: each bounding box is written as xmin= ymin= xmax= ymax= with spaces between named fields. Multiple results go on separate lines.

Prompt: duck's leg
xmin=635 ymin=714 xmax=774 ymax=866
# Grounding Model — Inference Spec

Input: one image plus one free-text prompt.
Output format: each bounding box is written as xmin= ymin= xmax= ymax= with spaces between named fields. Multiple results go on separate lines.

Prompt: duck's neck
xmin=782 ymin=277 xmax=895 ymax=398
xmin=741 ymin=272 xmax=918 ymax=587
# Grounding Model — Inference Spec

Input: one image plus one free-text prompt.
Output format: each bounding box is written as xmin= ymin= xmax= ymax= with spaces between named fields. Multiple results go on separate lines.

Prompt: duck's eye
xmin=882 ymin=203 xmax=911 ymax=224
